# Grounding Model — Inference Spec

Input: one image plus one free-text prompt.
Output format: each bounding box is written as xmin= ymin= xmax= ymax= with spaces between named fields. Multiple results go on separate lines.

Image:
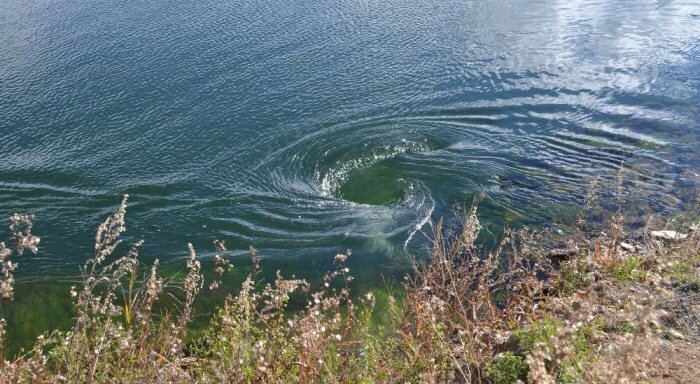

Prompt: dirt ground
xmin=650 ymin=336 xmax=700 ymax=383
xmin=652 ymin=291 xmax=700 ymax=384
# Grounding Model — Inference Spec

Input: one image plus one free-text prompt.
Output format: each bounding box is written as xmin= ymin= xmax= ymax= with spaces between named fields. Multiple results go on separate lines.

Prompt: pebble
xmin=668 ymin=330 xmax=685 ymax=340
xmin=620 ymin=242 xmax=635 ymax=251
xmin=650 ymin=230 xmax=688 ymax=241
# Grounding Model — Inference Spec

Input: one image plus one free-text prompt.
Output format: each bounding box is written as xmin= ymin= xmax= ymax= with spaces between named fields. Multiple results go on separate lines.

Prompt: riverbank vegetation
xmin=0 ymin=187 xmax=698 ymax=383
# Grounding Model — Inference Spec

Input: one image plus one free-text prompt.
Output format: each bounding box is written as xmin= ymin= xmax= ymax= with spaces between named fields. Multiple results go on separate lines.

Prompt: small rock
xmin=620 ymin=242 xmax=635 ymax=252
xmin=650 ymin=230 xmax=688 ymax=241
xmin=548 ymin=246 xmax=579 ymax=259
xmin=668 ymin=329 xmax=685 ymax=340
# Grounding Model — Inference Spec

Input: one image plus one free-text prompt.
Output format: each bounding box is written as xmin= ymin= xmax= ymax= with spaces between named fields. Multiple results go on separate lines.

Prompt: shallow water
xmin=1 ymin=0 xmax=699 ymax=342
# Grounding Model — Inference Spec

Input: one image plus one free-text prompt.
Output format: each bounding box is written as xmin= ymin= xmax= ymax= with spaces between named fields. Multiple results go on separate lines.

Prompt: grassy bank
xmin=0 ymin=191 xmax=698 ymax=383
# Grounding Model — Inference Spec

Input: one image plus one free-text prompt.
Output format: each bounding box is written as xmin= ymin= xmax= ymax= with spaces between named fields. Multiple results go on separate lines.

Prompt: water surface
xmin=1 ymin=0 xmax=699 ymax=335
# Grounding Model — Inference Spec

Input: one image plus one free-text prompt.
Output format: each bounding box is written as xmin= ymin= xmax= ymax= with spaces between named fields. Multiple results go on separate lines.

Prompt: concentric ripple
xmin=0 ymin=0 xmax=698 ymax=280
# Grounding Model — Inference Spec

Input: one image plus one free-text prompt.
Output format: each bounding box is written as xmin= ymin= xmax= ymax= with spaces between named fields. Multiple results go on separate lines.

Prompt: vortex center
xmin=338 ymin=163 xmax=404 ymax=206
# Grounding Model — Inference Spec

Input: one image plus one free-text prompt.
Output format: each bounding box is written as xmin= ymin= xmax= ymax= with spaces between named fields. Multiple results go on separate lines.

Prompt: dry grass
xmin=0 ymin=186 xmax=697 ymax=383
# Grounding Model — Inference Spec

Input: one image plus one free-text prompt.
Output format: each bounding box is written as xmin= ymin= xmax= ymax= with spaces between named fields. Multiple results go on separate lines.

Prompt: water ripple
xmin=0 ymin=0 xmax=698 ymax=277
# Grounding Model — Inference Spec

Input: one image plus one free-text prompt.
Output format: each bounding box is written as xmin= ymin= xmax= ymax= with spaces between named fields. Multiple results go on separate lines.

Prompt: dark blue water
xmin=1 ymin=0 xmax=699 ymax=287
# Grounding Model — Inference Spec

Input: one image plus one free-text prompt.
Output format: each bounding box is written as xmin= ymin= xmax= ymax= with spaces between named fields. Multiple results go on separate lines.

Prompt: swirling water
xmin=1 ymin=0 xmax=699 ymax=336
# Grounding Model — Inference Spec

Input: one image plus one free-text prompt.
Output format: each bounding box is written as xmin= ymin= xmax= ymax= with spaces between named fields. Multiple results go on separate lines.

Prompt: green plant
xmin=556 ymin=322 xmax=598 ymax=383
xmin=605 ymin=257 xmax=644 ymax=283
xmin=514 ymin=319 xmax=561 ymax=352
xmin=665 ymin=252 xmax=700 ymax=290
xmin=614 ymin=320 xmax=634 ymax=334
xmin=485 ymin=352 xmax=528 ymax=384
xmin=555 ymin=255 xmax=593 ymax=295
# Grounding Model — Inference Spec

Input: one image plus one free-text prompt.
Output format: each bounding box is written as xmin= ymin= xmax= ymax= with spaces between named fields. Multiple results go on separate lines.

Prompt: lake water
xmin=1 ymin=0 xmax=699 ymax=342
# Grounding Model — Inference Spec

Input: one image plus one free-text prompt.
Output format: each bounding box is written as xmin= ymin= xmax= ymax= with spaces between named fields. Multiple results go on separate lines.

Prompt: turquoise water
xmin=1 ymin=0 xmax=699 ymax=343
